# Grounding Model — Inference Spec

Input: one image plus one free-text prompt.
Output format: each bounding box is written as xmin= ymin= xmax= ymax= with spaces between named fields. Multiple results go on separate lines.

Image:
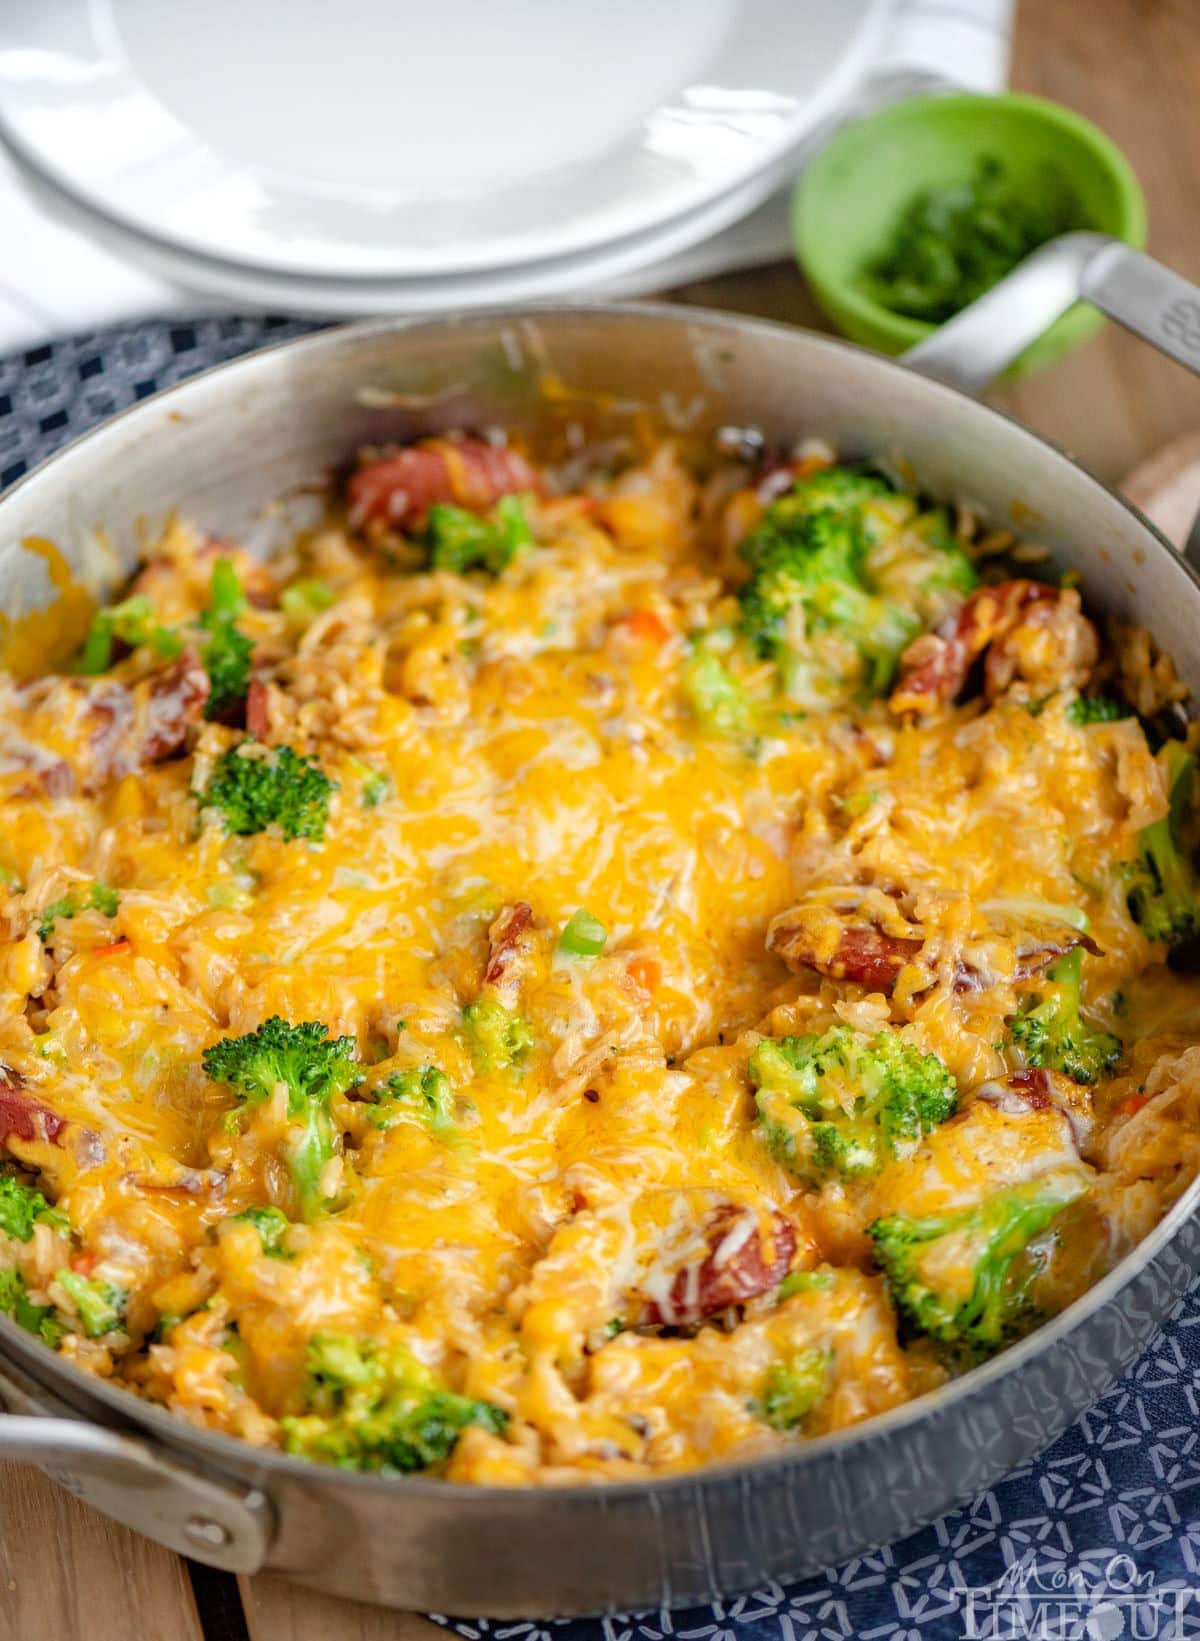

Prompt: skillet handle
xmin=902 ymin=231 xmax=1200 ymax=395
xmin=0 ymin=1408 xmax=271 ymax=1574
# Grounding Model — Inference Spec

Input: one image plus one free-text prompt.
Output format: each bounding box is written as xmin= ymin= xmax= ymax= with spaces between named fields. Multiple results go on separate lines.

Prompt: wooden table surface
xmin=3 ymin=2 xmax=1200 ymax=1637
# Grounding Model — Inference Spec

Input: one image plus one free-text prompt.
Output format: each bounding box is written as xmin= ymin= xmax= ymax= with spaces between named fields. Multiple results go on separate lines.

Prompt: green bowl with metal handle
xmin=793 ymin=92 xmax=1147 ymax=376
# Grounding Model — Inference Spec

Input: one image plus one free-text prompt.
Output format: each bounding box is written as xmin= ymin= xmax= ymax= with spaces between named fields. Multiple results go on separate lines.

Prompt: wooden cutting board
xmin=0 ymin=1457 xmax=447 ymax=1640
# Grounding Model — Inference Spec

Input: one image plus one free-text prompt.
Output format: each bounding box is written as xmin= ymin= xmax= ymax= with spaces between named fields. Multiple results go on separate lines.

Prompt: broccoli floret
xmin=782 ymin=466 xmax=974 ymax=582
xmin=425 ymin=494 xmax=532 ymax=575
xmin=1007 ymin=946 xmax=1121 ymax=1085
xmin=739 ymin=506 xmax=866 ymax=650
xmin=461 ymin=998 xmax=533 ymax=1074
xmin=694 ymin=466 xmax=973 ymax=718
xmin=280 ymin=1333 xmax=507 ymax=1473
xmin=54 ymin=1270 xmax=127 ymax=1338
xmin=201 ymin=742 xmax=336 ymax=842
xmin=36 ymin=881 xmax=119 ymax=944
xmin=749 ymin=1025 xmax=957 ymax=1182
xmin=736 ymin=468 xmax=974 ymax=708
xmin=738 ymin=497 xmax=919 ymax=705
xmin=199 ymin=558 xmax=254 ymax=720
xmin=0 ymin=1175 xmax=68 ymax=1242
xmin=1127 ymin=743 xmax=1200 ymax=948
xmin=0 ymin=1268 xmax=66 ymax=1346
xmin=76 ymin=560 xmax=253 ymax=715
xmin=680 ymin=640 xmax=754 ymax=738
xmin=1068 ymin=694 xmax=1130 ymax=726
xmin=76 ymin=594 xmax=183 ymax=674
xmin=869 ymin=1175 xmax=1085 ymax=1365
xmin=203 ymin=1017 xmax=363 ymax=1220
xmin=366 ymin=1065 xmax=456 ymax=1135
xmin=225 ymin=1204 xmax=293 ymax=1257
xmin=780 ymin=466 xmax=895 ymax=522
xmin=759 ymin=1346 xmax=831 ymax=1430
xmin=873 ymin=504 xmax=977 ymax=604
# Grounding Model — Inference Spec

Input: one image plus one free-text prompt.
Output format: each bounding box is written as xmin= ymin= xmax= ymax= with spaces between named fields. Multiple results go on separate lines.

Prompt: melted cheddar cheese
xmin=0 ymin=436 xmax=1198 ymax=1485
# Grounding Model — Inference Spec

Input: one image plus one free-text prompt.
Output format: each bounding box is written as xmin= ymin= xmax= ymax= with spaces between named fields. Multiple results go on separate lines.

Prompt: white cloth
xmin=0 ymin=0 xmax=1013 ymax=352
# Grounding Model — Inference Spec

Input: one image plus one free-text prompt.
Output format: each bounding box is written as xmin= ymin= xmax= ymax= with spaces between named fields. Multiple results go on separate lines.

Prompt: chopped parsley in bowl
xmin=794 ymin=92 xmax=1146 ymax=375
xmin=861 ymin=155 xmax=1084 ymax=326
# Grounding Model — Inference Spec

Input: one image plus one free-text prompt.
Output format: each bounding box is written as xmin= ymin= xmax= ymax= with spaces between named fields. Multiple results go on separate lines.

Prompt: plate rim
xmin=0 ymin=0 xmax=892 ymax=280
xmin=4 ymin=130 xmax=799 ymax=316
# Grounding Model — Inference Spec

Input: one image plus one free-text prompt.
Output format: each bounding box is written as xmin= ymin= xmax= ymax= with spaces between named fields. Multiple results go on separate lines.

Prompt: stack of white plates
xmin=0 ymin=0 xmax=894 ymax=317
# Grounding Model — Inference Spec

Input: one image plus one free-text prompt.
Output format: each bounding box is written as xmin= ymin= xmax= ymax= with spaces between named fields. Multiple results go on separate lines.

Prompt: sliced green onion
xmin=206 ymin=882 xmax=250 ymax=909
xmin=77 ymin=594 xmax=182 ymax=674
xmin=207 ymin=557 xmax=247 ymax=622
xmin=88 ymin=882 xmax=119 ymax=919
xmin=36 ymin=881 xmax=119 ymax=943
xmin=280 ymin=579 xmax=335 ymax=620
xmin=778 ymin=1270 xmax=834 ymax=1299
xmin=558 ymin=908 xmax=607 ymax=958
xmin=346 ymin=756 xmax=391 ymax=808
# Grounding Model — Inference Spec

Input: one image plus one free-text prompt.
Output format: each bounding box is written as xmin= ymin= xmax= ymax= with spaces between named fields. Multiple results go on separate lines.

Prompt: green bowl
xmin=793 ymin=92 xmax=1147 ymax=377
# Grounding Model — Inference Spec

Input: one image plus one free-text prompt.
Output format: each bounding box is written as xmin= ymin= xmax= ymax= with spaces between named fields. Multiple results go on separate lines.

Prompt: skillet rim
xmin=1 ymin=298 xmax=1198 ymax=1509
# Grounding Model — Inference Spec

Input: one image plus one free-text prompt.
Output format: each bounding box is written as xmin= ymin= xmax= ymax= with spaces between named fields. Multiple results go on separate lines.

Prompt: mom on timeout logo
xmin=955 ymin=1554 xmax=1200 ymax=1639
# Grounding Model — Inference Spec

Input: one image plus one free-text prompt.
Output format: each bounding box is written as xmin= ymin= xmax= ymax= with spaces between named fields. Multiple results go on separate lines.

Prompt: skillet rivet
xmin=184 ymin=1516 xmax=231 ymax=1549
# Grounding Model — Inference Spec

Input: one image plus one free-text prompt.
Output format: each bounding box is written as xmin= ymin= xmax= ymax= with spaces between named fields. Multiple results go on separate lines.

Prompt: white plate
xmin=9 ymin=119 xmax=807 ymax=317
xmin=0 ymin=0 xmax=888 ymax=281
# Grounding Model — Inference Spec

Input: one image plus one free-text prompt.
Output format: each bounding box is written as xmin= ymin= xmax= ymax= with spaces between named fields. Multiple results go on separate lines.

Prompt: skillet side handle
xmin=0 ymin=1411 xmax=271 ymax=1574
xmin=902 ymin=231 xmax=1200 ymax=396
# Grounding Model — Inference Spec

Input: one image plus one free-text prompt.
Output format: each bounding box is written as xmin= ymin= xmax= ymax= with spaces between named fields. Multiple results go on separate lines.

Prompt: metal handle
xmin=0 ymin=1368 xmax=271 ymax=1574
xmin=903 ymin=231 xmax=1200 ymax=395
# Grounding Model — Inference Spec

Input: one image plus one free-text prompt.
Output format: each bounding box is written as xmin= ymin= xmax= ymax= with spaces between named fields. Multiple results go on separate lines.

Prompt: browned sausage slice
xmin=891 ymin=580 xmax=1098 ymax=716
xmin=4 ymin=651 xmax=209 ymax=799
xmin=484 ymin=902 xmax=534 ymax=1000
xmin=0 ymin=1069 xmax=66 ymax=1146
xmin=639 ymin=1206 xmax=796 ymax=1327
xmin=87 ymin=649 xmax=210 ymax=786
xmin=768 ymin=918 xmax=923 ymax=990
xmin=974 ymin=1067 xmax=1093 ymax=1152
xmin=347 ymin=438 xmax=538 ymax=530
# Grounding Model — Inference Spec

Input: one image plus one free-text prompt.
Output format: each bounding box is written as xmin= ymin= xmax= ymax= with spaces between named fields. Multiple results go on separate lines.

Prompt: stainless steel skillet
xmin=1 ymin=235 xmax=1200 ymax=1617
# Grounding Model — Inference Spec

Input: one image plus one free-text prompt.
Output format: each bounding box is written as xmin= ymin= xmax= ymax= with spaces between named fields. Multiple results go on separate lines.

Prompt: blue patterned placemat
xmin=6 ymin=318 xmax=1200 ymax=1640
xmin=0 ymin=315 xmax=320 ymax=491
